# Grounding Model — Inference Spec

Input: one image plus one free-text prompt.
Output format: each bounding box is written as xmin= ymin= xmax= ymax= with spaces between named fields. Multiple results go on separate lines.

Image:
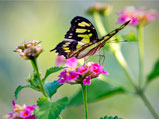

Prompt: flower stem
xmin=137 ymin=25 xmax=144 ymax=87
xmin=113 ymin=47 xmax=137 ymax=89
xmin=138 ymin=90 xmax=159 ymax=119
xmin=81 ymin=84 xmax=88 ymax=119
xmin=93 ymin=12 xmax=158 ymax=118
xmin=93 ymin=12 xmax=107 ymax=36
xmin=31 ymin=59 xmax=48 ymax=97
xmin=57 ymin=116 xmax=62 ymax=119
xmin=104 ymin=15 xmax=110 ymax=32
xmin=93 ymin=12 xmax=137 ymax=90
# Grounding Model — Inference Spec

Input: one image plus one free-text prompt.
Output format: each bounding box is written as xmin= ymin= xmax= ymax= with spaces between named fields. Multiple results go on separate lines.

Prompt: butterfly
xmin=51 ymin=16 xmax=130 ymax=59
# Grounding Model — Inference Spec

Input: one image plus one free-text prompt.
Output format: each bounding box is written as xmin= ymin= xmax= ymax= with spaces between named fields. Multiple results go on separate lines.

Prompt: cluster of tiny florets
xmin=3 ymin=100 xmax=38 ymax=119
xmin=15 ymin=40 xmax=42 ymax=60
xmin=117 ymin=6 xmax=156 ymax=26
xmin=57 ymin=62 xmax=109 ymax=85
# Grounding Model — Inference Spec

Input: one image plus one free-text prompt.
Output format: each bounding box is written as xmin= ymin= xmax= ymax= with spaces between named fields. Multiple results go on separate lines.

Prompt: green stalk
xmin=137 ymin=25 xmax=144 ymax=87
xmin=93 ymin=12 xmax=158 ymax=119
xmin=57 ymin=116 xmax=62 ymax=119
xmin=93 ymin=12 xmax=107 ymax=36
xmin=112 ymin=46 xmax=137 ymax=89
xmin=138 ymin=91 xmax=159 ymax=119
xmin=93 ymin=12 xmax=136 ymax=90
xmin=81 ymin=84 xmax=88 ymax=119
xmin=104 ymin=14 xmax=110 ymax=32
xmin=31 ymin=59 xmax=48 ymax=97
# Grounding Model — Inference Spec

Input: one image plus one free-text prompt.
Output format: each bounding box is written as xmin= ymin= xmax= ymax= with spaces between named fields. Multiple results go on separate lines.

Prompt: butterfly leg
xmin=97 ymin=49 xmax=105 ymax=65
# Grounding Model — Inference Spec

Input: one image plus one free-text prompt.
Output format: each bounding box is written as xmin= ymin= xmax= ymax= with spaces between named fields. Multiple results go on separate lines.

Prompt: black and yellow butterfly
xmin=51 ymin=16 xmax=130 ymax=59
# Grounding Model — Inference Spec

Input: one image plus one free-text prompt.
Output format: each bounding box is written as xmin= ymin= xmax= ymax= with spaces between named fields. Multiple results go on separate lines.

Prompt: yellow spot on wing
xmin=63 ymin=42 xmax=70 ymax=47
xmin=110 ymin=31 xmax=117 ymax=35
xmin=78 ymin=21 xmax=90 ymax=27
xmin=64 ymin=47 xmax=69 ymax=50
xmin=82 ymin=22 xmax=90 ymax=26
xmin=78 ymin=34 xmax=89 ymax=39
xmin=76 ymin=44 xmax=82 ymax=49
xmin=76 ymin=29 xmax=87 ymax=33
xmin=65 ymin=50 xmax=70 ymax=52
xmin=81 ymin=38 xmax=90 ymax=43
xmin=89 ymin=33 xmax=92 ymax=37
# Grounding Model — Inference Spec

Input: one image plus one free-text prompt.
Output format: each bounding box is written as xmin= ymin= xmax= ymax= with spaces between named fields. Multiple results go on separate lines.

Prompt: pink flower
xmin=101 ymin=70 xmax=109 ymax=75
xmin=25 ymin=115 xmax=36 ymax=119
xmin=57 ymin=62 xmax=109 ymax=85
xmin=117 ymin=6 xmax=157 ymax=26
xmin=57 ymin=69 xmax=68 ymax=84
xmin=83 ymin=76 xmax=91 ymax=85
xmin=25 ymin=105 xmax=38 ymax=111
xmin=68 ymin=71 xmax=79 ymax=81
xmin=90 ymin=66 xmax=101 ymax=74
xmin=3 ymin=100 xmax=38 ymax=119
xmin=55 ymin=56 xmax=66 ymax=66
xmin=65 ymin=57 xmax=78 ymax=67
xmin=19 ymin=109 xmax=32 ymax=118
xmin=78 ymin=66 xmax=89 ymax=74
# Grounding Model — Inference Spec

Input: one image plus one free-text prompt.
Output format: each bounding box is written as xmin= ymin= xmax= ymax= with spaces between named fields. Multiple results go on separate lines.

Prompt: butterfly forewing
xmin=68 ymin=20 xmax=131 ymax=59
xmin=65 ymin=16 xmax=98 ymax=44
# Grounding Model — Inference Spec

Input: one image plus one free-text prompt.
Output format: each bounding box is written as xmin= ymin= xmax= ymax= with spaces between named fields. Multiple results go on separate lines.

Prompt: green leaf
xmin=14 ymin=85 xmax=31 ymax=99
xmin=100 ymin=115 xmax=122 ymax=119
xmin=44 ymin=81 xmax=62 ymax=98
xmin=35 ymin=97 xmax=69 ymax=119
xmin=69 ymin=80 xmax=125 ymax=106
xmin=147 ymin=60 xmax=159 ymax=83
xmin=43 ymin=67 xmax=65 ymax=81
xmin=122 ymin=32 xmax=137 ymax=42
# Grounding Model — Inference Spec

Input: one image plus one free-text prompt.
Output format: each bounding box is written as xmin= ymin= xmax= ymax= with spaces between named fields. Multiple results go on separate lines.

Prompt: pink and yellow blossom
xmin=117 ymin=6 xmax=156 ymax=26
xmin=3 ymin=100 xmax=38 ymax=119
xmin=57 ymin=61 xmax=109 ymax=85
xmin=15 ymin=40 xmax=43 ymax=60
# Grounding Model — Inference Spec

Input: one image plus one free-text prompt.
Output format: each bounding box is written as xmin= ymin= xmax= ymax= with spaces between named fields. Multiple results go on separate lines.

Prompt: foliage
xmin=44 ymin=81 xmax=62 ymax=98
xmin=43 ymin=67 xmax=65 ymax=82
xmin=69 ymin=80 xmax=125 ymax=106
xmin=14 ymin=85 xmax=33 ymax=100
xmin=147 ymin=60 xmax=159 ymax=84
xmin=100 ymin=115 xmax=121 ymax=119
xmin=35 ymin=97 xmax=69 ymax=119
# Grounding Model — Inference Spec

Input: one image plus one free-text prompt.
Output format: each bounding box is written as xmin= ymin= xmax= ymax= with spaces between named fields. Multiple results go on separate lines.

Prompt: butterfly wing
xmin=68 ymin=20 xmax=131 ymax=59
xmin=65 ymin=16 xmax=98 ymax=44
xmin=50 ymin=40 xmax=78 ymax=59
xmin=51 ymin=16 xmax=130 ymax=59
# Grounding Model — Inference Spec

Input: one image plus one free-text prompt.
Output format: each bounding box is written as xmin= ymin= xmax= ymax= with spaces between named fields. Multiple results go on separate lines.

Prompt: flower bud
xmin=15 ymin=40 xmax=43 ymax=60
xmin=86 ymin=3 xmax=112 ymax=16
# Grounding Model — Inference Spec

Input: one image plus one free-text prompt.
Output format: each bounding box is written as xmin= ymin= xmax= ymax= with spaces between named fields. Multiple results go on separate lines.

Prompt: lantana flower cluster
xmin=57 ymin=61 xmax=109 ymax=85
xmin=117 ymin=6 xmax=156 ymax=26
xmin=3 ymin=100 xmax=38 ymax=119
xmin=15 ymin=40 xmax=42 ymax=60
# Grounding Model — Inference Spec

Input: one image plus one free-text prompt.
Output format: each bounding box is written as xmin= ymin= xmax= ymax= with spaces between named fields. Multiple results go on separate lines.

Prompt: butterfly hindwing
xmin=65 ymin=16 xmax=98 ymax=44
xmin=51 ymin=40 xmax=78 ymax=59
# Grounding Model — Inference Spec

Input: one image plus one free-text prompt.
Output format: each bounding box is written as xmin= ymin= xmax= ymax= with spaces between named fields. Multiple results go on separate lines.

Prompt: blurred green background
xmin=0 ymin=0 xmax=159 ymax=119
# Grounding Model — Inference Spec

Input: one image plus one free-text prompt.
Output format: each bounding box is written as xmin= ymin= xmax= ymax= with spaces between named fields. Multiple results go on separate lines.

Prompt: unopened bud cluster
xmin=86 ymin=3 xmax=112 ymax=16
xmin=15 ymin=40 xmax=42 ymax=60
